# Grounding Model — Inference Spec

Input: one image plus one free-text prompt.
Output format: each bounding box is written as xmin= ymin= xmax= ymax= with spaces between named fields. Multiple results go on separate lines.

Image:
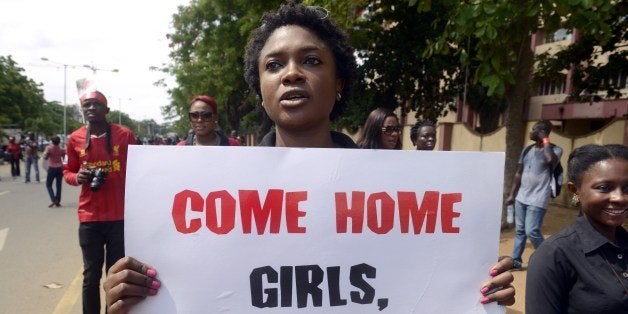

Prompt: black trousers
xmin=79 ymin=221 xmax=125 ymax=314
xmin=10 ymin=157 xmax=20 ymax=176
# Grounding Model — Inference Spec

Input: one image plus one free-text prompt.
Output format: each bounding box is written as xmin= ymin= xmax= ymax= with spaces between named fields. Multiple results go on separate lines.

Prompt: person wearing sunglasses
xmin=104 ymin=2 xmax=515 ymax=312
xmin=410 ymin=119 xmax=437 ymax=151
xmin=177 ymin=95 xmax=231 ymax=146
xmin=357 ymin=107 xmax=402 ymax=149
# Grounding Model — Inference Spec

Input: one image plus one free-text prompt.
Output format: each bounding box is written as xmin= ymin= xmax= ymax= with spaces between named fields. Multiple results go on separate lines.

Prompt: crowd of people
xmin=2 ymin=2 xmax=625 ymax=313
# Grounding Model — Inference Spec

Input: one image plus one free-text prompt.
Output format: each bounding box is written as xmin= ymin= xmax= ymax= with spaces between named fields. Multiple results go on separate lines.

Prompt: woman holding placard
xmin=104 ymin=2 xmax=515 ymax=312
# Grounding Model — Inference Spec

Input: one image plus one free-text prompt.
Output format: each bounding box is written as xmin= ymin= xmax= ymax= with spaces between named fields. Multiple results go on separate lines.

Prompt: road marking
xmin=0 ymin=228 xmax=7 ymax=252
xmin=0 ymin=191 xmax=10 ymax=196
xmin=52 ymin=268 xmax=83 ymax=314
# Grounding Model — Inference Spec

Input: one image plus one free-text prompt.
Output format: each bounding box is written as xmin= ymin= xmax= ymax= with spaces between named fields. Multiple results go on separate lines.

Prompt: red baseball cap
xmin=80 ymin=91 xmax=108 ymax=107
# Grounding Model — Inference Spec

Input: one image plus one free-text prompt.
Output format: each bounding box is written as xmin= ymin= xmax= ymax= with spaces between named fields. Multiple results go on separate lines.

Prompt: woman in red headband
xmin=177 ymin=95 xmax=231 ymax=146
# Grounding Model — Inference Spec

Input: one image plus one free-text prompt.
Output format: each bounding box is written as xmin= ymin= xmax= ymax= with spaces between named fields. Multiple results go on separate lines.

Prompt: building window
xmin=544 ymin=28 xmax=572 ymax=44
xmin=605 ymin=71 xmax=627 ymax=89
xmin=608 ymin=72 xmax=628 ymax=89
xmin=537 ymin=80 xmax=566 ymax=96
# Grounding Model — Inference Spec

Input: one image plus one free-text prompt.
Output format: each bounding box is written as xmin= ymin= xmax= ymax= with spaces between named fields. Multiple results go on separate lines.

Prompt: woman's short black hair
xmin=567 ymin=144 xmax=628 ymax=186
xmin=534 ymin=120 xmax=553 ymax=134
xmin=51 ymin=135 xmax=61 ymax=145
xmin=244 ymin=1 xmax=356 ymax=120
xmin=410 ymin=120 xmax=436 ymax=145
xmin=356 ymin=108 xmax=400 ymax=149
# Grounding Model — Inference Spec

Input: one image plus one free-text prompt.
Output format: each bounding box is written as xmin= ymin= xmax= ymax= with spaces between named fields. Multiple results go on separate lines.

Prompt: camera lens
xmin=90 ymin=168 xmax=107 ymax=192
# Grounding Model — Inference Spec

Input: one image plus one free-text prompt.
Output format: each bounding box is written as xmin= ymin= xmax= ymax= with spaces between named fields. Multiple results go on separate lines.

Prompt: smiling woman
xmin=526 ymin=144 xmax=628 ymax=313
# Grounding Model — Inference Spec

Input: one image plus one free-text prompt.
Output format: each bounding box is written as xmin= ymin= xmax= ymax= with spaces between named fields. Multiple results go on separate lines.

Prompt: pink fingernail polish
xmin=490 ymin=269 xmax=499 ymax=276
xmin=481 ymin=287 xmax=490 ymax=294
xmin=147 ymin=268 xmax=156 ymax=277
xmin=149 ymin=289 xmax=158 ymax=296
xmin=151 ymin=280 xmax=161 ymax=289
xmin=480 ymin=297 xmax=490 ymax=304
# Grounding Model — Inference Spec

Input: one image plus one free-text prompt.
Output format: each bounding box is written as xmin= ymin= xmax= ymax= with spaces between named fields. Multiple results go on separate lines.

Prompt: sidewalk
xmin=499 ymin=203 xmax=581 ymax=313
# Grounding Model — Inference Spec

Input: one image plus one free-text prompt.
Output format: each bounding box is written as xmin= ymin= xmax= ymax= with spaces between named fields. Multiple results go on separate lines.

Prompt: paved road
xmin=0 ymin=160 xmax=94 ymax=314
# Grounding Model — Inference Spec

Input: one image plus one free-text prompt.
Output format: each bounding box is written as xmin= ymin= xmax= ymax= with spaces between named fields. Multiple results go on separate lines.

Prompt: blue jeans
xmin=46 ymin=166 xmax=62 ymax=203
xmin=511 ymin=201 xmax=547 ymax=262
xmin=25 ymin=156 xmax=39 ymax=182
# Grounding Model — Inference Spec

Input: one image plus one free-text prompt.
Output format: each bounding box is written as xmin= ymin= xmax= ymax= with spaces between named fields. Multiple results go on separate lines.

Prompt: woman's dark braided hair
xmin=244 ymin=1 xmax=357 ymax=120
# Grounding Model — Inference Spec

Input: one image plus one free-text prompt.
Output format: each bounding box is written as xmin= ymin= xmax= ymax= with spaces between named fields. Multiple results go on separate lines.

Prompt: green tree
xmin=106 ymin=110 xmax=139 ymax=130
xmin=0 ymin=55 xmax=47 ymax=130
xmin=161 ymin=0 xmax=283 ymax=138
xmin=38 ymin=101 xmax=65 ymax=136
xmin=305 ymin=0 xmax=505 ymax=134
xmin=415 ymin=0 xmax=621 ymax=224
xmin=535 ymin=1 xmax=627 ymax=101
xmin=353 ymin=1 xmax=461 ymax=124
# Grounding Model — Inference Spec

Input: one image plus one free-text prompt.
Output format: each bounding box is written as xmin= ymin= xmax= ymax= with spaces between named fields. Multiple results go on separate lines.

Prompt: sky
xmin=0 ymin=0 xmax=191 ymax=124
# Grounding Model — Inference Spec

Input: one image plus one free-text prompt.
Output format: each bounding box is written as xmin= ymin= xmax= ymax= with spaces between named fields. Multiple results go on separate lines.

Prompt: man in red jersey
xmin=5 ymin=136 xmax=22 ymax=178
xmin=63 ymin=90 xmax=136 ymax=314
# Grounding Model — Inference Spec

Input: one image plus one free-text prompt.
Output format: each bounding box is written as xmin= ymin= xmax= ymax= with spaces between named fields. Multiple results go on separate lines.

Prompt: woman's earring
xmin=336 ymin=92 xmax=342 ymax=101
xmin=571 ymin=194 xmax=580 ymax=207
xmin=261 ymin=101 xmax=265 ymax=107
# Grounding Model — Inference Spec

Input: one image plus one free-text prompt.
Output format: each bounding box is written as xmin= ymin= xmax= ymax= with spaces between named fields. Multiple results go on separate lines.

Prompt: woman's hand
xmin=104 ymin=256 xmax=161 ymax=314
xmin=479 ymin=256 xmax=515 ymax=306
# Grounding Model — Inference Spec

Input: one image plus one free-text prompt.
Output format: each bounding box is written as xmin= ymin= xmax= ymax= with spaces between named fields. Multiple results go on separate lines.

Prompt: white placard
xmin=125 ymin=146 xmax=505 ymax=313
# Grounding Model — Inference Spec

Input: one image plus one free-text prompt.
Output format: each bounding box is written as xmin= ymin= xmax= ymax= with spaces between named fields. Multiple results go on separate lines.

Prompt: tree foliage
xmin=0 ymin=55 xmax=170 ymax=140
xmin=162 ymin=0 xmax=623 ymax=147
xmin=535 ymin=1 xmax=627 ymax=101
xmin=161 ymin=0 xmax=284 ymax=137
xmin=425 ymin=0 xmax=622 ymax=99
xmin=0 ymin=55 xmax=47 ymax=130
xmin=411 ymin=0 xmax=624 ymax=224
xmin=352 ymin=0 xmax=461 ymax=124
xmin=306 ymin=0 xmax=501 ymax=131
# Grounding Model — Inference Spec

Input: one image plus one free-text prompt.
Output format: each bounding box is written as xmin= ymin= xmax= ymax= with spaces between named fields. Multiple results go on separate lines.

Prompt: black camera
xmin=90 ymin=168 xmax=108 ymax=192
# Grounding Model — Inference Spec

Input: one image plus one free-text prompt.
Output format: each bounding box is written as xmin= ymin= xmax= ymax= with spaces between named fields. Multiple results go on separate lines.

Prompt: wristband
xmin=542 ymin=138 xmax=551 ymax=145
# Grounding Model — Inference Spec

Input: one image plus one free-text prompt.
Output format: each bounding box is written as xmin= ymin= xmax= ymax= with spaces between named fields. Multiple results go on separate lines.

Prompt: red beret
xmin=191 ymin=95 xmax=217 ymax=113
xmin=80 ymin=91 xmax=108 ymax=107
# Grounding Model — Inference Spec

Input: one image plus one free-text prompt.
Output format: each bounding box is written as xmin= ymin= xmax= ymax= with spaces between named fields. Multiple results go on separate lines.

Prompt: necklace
xmin=602 ymin=252 xmax=628 ymax=295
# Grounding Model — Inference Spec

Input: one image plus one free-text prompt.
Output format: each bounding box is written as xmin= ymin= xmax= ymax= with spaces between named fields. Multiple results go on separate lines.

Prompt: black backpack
xmin=522 ymin=144 xmax=563 ymax=198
